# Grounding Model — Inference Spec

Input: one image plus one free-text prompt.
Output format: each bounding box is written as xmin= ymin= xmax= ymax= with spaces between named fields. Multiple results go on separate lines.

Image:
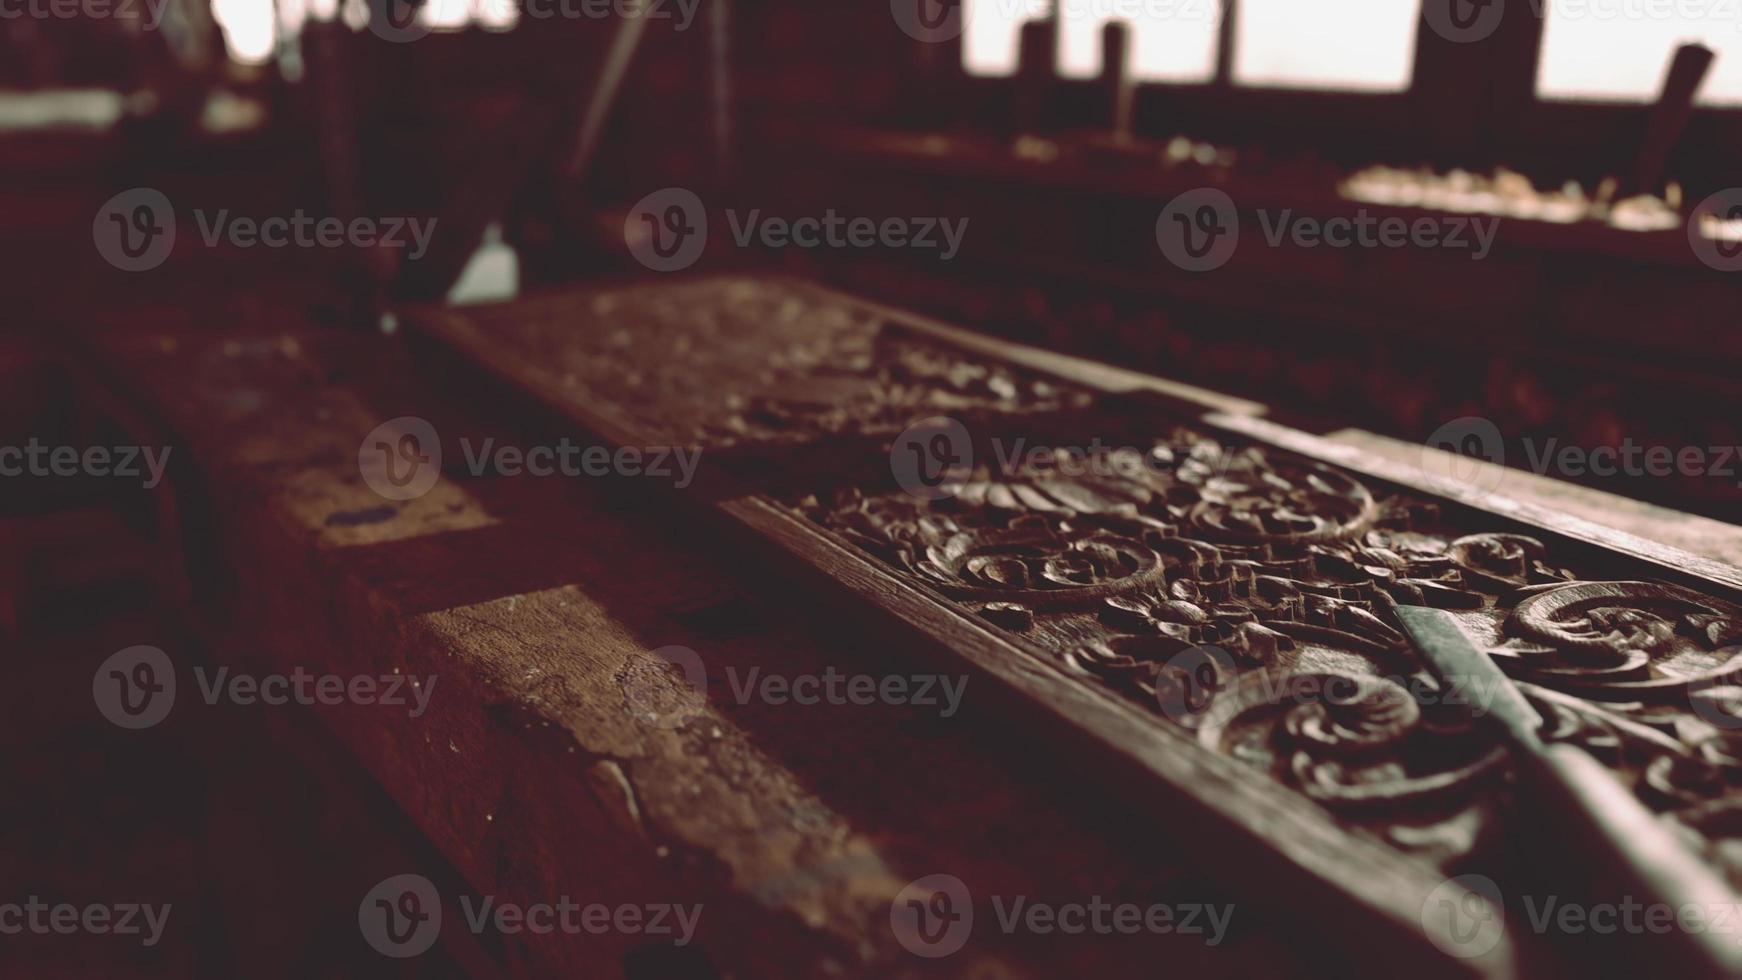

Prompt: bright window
xmin=963 ymin=0 xmax=1415 ymax=90
xmin=1537 ymin=4 xmax=1742 ymax=105
xmin=1056 ymin=0 xmax=1221 ymax=82
xmin=963 ymin=0 xmax=1219 ymax=81
xmin=963 ymin=0 xmax=1049 ymax=77
xmin=1232 ymin=0 xmax=1420 ymax=91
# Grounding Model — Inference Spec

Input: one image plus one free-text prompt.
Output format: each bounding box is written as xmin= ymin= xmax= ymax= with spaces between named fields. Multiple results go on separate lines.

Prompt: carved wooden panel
xmin=790 ymin=426 xmax=1742 ymax=878
xmin=427 ymin=279 xmax=1091 ymax=452
xmin=413 ymin=275 xmax=1742 ymax=973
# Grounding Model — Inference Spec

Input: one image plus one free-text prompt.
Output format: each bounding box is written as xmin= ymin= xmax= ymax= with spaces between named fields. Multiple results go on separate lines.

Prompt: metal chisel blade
xmin=1392 ymin=604 xmax=1545 ymax=745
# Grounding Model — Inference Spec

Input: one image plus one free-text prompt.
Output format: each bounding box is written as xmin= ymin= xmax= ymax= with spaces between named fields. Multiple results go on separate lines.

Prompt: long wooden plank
xmin=1324 ymin=427 xmax=1742 ymax=568
xmin=1208 ymin=413 xmax=1742 ymax=599
xmin=408 ymin=280 xmax=1519 ymax=978
xmin=85 ymin=324 xmax=1322 ymax=979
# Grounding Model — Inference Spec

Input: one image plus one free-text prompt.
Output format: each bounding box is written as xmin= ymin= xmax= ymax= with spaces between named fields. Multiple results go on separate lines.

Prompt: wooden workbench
xmin=79 ymin=326 xmax=1311 ymax=978
xmin=75 ymin=284 xmax=1742 ymax=979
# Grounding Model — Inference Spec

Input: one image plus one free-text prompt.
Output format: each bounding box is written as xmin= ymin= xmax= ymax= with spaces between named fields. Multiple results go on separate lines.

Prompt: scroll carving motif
xmin=795 ymin=429 xmax=1742 ymax=878
xmin=443 ymin=275 xmax=1742 ymax=885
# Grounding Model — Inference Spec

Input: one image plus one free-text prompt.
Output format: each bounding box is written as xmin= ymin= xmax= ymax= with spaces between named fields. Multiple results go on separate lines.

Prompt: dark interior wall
xmin=385 ymin=1 xmax=1742 ymax=523
xmin=3 ymin=2 xmax=1738 ymax=520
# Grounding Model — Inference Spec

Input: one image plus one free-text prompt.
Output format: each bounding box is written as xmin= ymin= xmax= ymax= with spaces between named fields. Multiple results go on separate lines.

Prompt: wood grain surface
xmin=81 ymin=327 xmax=1319 ymax=979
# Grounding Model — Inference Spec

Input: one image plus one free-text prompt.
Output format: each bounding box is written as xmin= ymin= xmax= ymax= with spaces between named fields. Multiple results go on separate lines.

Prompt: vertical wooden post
xmin=1100 ymin=19 xmax=1134 ymax=142
xmin=1626 ymin=43 xmax=1715 ymax=197
xmin=1013 ymin=11 xmax=1058 ymax=133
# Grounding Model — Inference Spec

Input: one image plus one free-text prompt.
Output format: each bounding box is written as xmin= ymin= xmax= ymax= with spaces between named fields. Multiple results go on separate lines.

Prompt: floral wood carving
xmin=435 ymin=275 xmax=1742 ymax=886
xmin=795 ymin=429 xmax=1742 ymax=878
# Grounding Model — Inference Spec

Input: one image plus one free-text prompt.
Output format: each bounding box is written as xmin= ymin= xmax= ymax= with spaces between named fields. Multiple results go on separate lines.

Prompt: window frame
xmin=949 ymin=0 xmax=1742 ymax=190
